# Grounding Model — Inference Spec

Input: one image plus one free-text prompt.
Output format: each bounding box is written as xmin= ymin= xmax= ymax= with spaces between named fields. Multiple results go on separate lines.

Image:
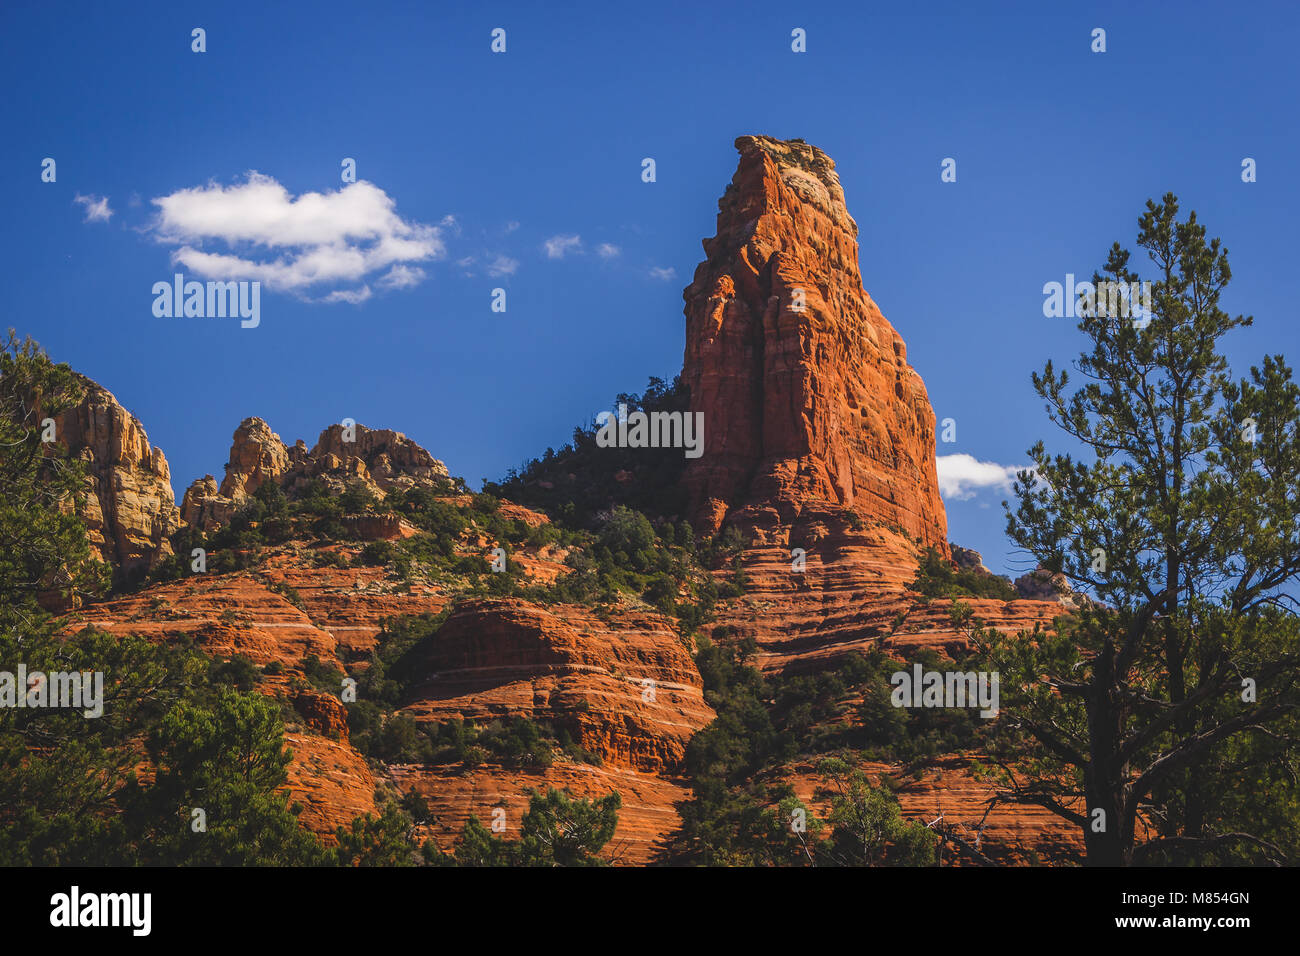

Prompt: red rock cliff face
xmin=400 ymin=598 xmax=715 ymax=773
xmin=52 ymin=375 xmax=180 ymax=578
xmin=682 ymin=135 xmax=947 ymax=553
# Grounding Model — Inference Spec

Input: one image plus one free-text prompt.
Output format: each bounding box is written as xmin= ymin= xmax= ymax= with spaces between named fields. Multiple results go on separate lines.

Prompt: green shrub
xmin=909 ymin=547 xmax=1017 ymax=601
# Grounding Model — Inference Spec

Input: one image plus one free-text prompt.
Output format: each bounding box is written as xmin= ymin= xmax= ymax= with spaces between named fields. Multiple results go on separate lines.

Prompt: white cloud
xmin=74 ymin=194 xmax=113 ymax=223
xmin=543 ymin=234 xmax=582 ymax=259
xmin=378 ymin=265 xmax=425 ymax=290
xmin=596 ymin=243 xmax=620 ymax=259
xmin=148 ymin=173 xmax=443 ymax=301
xmin=648 ymin=266 xmax=676 ymax=281
xmin=319 ymin=286 xmax=373 ymax=305
xmin=504 ymin=221 xmax=520 ymax=233
xmin=936 ymin=454 xmax=1027 ymax=500
xmin=487 ymin=255 xmax=518 ymax=277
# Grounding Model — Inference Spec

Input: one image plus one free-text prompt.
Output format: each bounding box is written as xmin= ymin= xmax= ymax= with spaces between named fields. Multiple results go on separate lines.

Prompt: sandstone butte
xmin=48 ymin=134 xmax=1083 ymax=864
xmin=683 ymin=135 xmax=948 ymax=553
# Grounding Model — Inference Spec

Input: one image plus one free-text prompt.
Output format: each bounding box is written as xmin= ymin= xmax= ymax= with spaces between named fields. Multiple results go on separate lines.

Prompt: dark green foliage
xmin=485 ymin=376 xmax=691 ymax=524
xmin=356 ymin=540 xmax=398 ymax=566
xmin=299 ymin=654 xmax=344 ymax=694
xmin=423 ymin=717 xmax=599 ymax=769
xmin=814 ymin=758 xmax=937 ymax=866
xmin=508 ymin=505 xmax=731 ymax=632
xmin=438 ymin=788 xmax=621 ymax=866
xmin=333 ymin=804 xmax=423 ymax=866
xmin=209 ymin=654 xmax=260 ymax=692
xmin=338 ymin=482 xmax=377 ymax=515
xmin=125 ymin=687 xmax=329 ymax=865
xmin=668 ymin=633 xmax=984 ymax=864
xmin=909 ymin=547 xmax=1017 ymax=601
xmin=985 ymin=194 xmax=1300 ymax=865
xmin=0 ymin=332 xmax=108 ymax=614
xmin=0 ymin=630 xmax=340 ymax=865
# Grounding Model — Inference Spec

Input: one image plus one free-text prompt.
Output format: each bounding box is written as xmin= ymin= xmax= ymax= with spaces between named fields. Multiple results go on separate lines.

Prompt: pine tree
xmin=981 ymin=196 xmax=1300 ymax=865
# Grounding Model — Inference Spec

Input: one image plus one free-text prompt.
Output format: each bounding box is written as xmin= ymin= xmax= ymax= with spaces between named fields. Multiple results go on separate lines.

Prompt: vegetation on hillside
xmin=909 ymin=546 xmax=1018 ymax=602
xmin=662 ymin=631 xmax=1000 ymax=865
xmin=485 ymin=375 xmax=692 ymax=524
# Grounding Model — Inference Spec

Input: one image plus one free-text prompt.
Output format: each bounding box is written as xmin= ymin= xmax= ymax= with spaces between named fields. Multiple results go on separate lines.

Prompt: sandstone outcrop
xmin=221 ymin=417 xmax=291 ymax=500
xmin=59 ymin=552 xmax=448 ymax=842
xmin=293 ymin=689 xmax=350 ymax=738
xmin=950 ymin=544 xmax=987 ymax=572
xmin=179 ymin=475 xmax=229 ymax=532
xmin=285 ymin=422 xmax=449 ymax=497
xmin=50 ymin=375 xmax=180 ymax=578
xmin=704 ymin=511 xmax=1064 ymax=673
xmin=180 ymin=417 xmax=291 ymax=530
xmin=400 ymin=598 xmax=715 ymax=772
xmin=778 ymin=754 xmax=1083 ymax=865
xmin=675 ymin=138 xmax=1062 ymax=675
xmin=180 ymin=416 xmax=451 ymax=533
xmin=1014 ymin=566 xmax=1087 ymax=609
xmin=681 ymin=135 xmax=947 ymax=552
xmin=395 ymin=761 xmax=695 ymax=865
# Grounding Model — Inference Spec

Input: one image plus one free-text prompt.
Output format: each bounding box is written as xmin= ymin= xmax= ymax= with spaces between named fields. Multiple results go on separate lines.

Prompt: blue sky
xmin=2 ymin=0 xmax=1297 ymax=577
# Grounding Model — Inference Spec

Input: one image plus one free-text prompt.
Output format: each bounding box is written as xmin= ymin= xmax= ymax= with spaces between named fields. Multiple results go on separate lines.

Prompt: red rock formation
xmin=58 ymin=554 xmax=445 ymax=843
xmin=34 ymin=136 xmax=1089 ymax=865
xmin=283 ymin=731 xmax=377 ymax=841
xmin=293 ymin=690 xmax=350 ymax=738
xmin=400 ymin=598 xmax=715 ymax=772
xmin=54 ymin=518 xmax=709 ymax=847
xmin=682 ymin=136 xmax=947 ymax=553
xmin=181 ymin=417 xmax=452 ymax=533
xmin=287 ymin=422 xmax=449 ymax=497
xmin=50 ymin=375 xmax=180 ymax=577
xmin=1015 ymin=566 xmax=1089 ymax=609
xmin=778 ymin=755 xmax=1083 ymax=865
xmin=706 ymin=513 xmax=1064 ymax=673
xmin=395 ymin=762 xmax=694 ymax=865
xmin=221 ymin=417 xmax=290 ymax=500
xmin=675 ymin=138 xmax=1067 ymax=676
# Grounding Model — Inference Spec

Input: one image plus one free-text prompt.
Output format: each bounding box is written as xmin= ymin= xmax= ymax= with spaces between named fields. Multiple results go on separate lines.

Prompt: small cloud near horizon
xmin=648 ymin=266 xmax=676 ymax=281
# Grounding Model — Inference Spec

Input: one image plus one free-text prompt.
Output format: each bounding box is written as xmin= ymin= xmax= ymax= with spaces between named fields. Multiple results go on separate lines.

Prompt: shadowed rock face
xmin=51 ymin=375 xmax=180 ymax=579
xmin=682 ymin=135 xmax=948 ymax=553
